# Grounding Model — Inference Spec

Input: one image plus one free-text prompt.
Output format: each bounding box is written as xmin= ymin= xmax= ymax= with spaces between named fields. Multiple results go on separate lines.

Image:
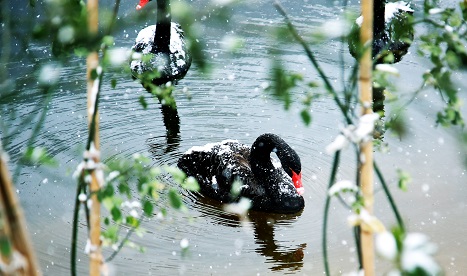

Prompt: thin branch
xmin=12 ymin=89 xmax=54 ymax=184
xmin=105 ymin=0 xmax=121 ymax=36
xmin=273 ymin=0 xmax=353 ymax=125
xmin=322 ymin=151 xmax=341 ymax=275
xmin=373 ymin=161 xmax=405 ymax=232
xmin=104 ymin=226 xmax=136 ymax=263
xmin=71 ymin=177 xmax=87 ymax=276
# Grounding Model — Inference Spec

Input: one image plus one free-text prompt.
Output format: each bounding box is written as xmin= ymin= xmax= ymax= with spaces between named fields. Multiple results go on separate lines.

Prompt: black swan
xmin=349 ymin=1 xmax=414 ymax=64
xmin=131 ymin=0 xmax=192 ymax=85
xmin=177 ymin=133 xmax=305 ymax=214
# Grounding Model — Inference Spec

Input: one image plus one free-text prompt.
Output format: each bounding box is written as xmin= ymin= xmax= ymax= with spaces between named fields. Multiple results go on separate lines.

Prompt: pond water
xmin=4 ymin=0 xmax=467 ymax=275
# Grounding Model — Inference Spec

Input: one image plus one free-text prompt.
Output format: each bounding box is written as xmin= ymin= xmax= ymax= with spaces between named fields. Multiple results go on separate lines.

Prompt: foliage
xmin=1 ymin=0 xmax=217 ymax=273
xmin=79 ymin=154 xmax=198 ymax=252
xmin=418 ymin=0 xmax=467 ymax=127
xmin=1 ymin=0 xmax=465 ymax=274
xmin=269 ymin=0 xmax=466 ymax=274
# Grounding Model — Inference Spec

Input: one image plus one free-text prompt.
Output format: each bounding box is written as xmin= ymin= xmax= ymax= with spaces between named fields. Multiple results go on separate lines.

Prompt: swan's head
xmin=136 ymin=0 xmax=151 ymax=10
xmin=291 ymin=170 xmax=304 ymax=196
xmin=275 ymin=139 xmax=304 ymax=196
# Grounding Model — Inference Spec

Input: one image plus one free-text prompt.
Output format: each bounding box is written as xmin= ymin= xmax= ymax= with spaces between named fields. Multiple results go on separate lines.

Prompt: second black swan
xmin=349 ymin=0 xmax=414 ymax=64
xmin=131 ymin=0 xmax=191 ymax=85
xmin=177 ymin=133 xmax=305 ymax=214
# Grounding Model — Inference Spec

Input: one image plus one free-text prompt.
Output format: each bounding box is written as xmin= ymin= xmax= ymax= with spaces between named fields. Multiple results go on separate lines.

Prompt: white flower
xmin=78 ymin=193 xmax=87 ymax=202
xmin=73 ymin=162 xmax=85 ymax=179
xmin=38 ymin=63 xmax=61 ymax=86
xmin=106 ymin=171 xmax=120 ymax=182
xmin=444 ymin=25 xmax=453 ymax=33
xmin=84 ymin=239 xmax=98 ymax=255
xmin=347 ymin=209 xmax=385 ymax=233
xmin=328 ymin=180 xmax=358 ymax=196
xmin=428 ymin=8 xmax=444 ymax=14
xmin=129 ymin=209 xmax=140 ymax=219
xmin=121 ymin=200 xmax=142 ymax=209
xmin=325 ymin=134 xmax=349 ymax=155
xmin=376 ymin=231 xmax=397 ymax=261
xmin=376 ymin=64 xmax=400 ymax=75
xmin=108 ymin=48 xmax=131 ymax=67
xmin=354 ymin=113 xmax=380 ymax=142
xmin=320 ymin=19 xmax=350 ymax=38
xmin=401 ymin=233 xmax=440 ymax=275
xmin=325 ymin=113 xmax=379 ymax=155
xmin=131 ymin=52 xmax=143 ymax=61
xmin=58 ymin=25 xmax=75 ymax=43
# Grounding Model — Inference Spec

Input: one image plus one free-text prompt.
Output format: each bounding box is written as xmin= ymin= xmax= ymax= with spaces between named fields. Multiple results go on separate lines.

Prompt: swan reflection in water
xmin=195 ymin=195 xmax=307 ymax=272
xmin=147 ymin=103 xmax=181 ymax=155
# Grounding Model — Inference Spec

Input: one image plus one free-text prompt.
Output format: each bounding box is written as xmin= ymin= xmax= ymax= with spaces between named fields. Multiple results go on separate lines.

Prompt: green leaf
xmin=22 ymin=147 xmax=58 ymax=166
xmin=102 ymin=36 xmax=114 ymax=47
xmin=461 ymin=1 xmax=467 ymax=21
xmin=0 ymin=237 xmax=12 ymax=257
xmin=111 ymin=206 xmax=122 ymax=222
xmin=300 ymin=109 xmax=312 ymax=126
xmin=168 ymin=188 xmax=183 ymax=210
xmin=126 ymin=216 xmax=140 ymax=227
xmin=165 ymin=166 xmax=186 ymax=184
xmin=118 ymin=183 xmax=131 ymax=197
xmin=139 ymin=95 xmax=148 ymax=109
xmin=181 ymin=176 xmax=199 ymax=191
xmin=111 ymin=79 xmax=117 ymax=89
xmin=90 ymin=68 xmax=99 ymax=80
xmin=102 ymin=225 xmax=119 ymax=242
xmin=143 ymin=200 xmax=154 ymax=216
xmin=397 ymin=169 xmax=411 ymax=192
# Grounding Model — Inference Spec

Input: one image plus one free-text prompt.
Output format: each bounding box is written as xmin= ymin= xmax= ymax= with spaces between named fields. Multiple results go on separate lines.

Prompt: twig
xmin=273 ymin=0 xmax=353 ymax=125
xmin=12 ymin=90 xmax=54 ymax=184
xmin=104 ymin=226 xmax=136 ymax=263
xmin=374 ymin=162 xmax=405 ymax=232
xmin=322 ymin=151 xmax=341 ymax=275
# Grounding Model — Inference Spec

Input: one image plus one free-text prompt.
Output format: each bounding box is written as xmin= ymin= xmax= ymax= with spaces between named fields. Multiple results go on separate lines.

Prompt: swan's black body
xmin=349 ymin=1 xmax=414 ymax=64
xmin=177 ymin=134 xmax=305 ymax=214
xmin=131 ymin=0 xmax=191 ymax=85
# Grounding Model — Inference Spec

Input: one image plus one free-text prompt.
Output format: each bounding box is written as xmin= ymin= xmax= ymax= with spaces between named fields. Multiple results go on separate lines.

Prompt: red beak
xmin=292 ymin=170 xmax=304 ymax=195
xmin=136 ymin=0 xmax=150 ymax=10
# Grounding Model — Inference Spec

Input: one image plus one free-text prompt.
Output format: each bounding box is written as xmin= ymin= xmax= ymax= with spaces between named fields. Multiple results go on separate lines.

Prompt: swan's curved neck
xmin=250 ymin=139 xmax=276 ymax=179
xmin=153 ymin=0 xmax=171 ymax=53
xmin=249 ymin=134 xmax=298 ymax=185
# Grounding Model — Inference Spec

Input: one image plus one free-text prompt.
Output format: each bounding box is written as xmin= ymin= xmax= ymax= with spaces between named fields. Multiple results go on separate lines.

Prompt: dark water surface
xmin=4 ymin=0 xmax=467 ymax=275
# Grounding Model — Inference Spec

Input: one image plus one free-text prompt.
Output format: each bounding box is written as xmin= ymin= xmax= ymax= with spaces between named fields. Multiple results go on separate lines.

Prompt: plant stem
xmin=273 ymin=0 xmax=353 ymax=125
xmin=322 ymin=151 xmax=341 ymax=275
xmin=71 ymin=178 xmax=86 ymax=276
xmin=374 ymin=162 xmax=405 ymax=232
xmin=12 ymin=89 xmax=54 ymax=184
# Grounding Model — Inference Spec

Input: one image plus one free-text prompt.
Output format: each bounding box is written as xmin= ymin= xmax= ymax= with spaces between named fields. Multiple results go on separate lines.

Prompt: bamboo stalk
xmin=359 ymin=0 xmax=375 ymax=274
xmin=0 ymin=153 xmax=41 ymax=275
xmin=86 ymin=0 xmax=102 ymax=274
